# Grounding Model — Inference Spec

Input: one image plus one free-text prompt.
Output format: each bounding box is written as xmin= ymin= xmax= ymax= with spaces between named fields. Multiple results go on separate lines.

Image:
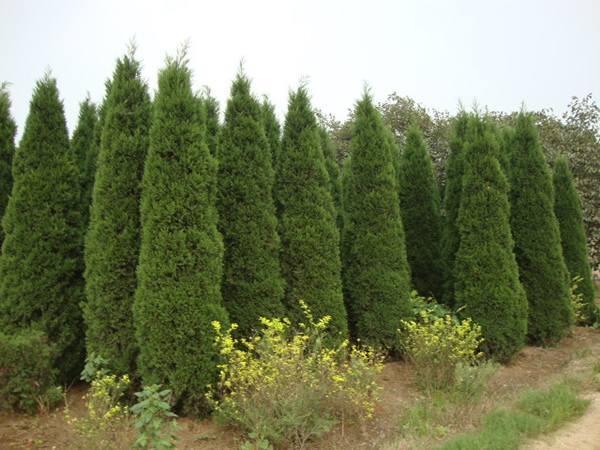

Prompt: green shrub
xmin=207 ymin=302 xmax=384 ymax=449
xmin=0 ymin=330 xmax=62 ymax=413
xmin=400 ymin=313 xmax=484 ymax=391
xmin=131 ymin=385 xmax=181 ymax=450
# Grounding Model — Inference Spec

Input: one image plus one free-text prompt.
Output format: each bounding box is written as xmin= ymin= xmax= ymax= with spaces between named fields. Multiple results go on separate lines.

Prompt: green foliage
xmin=0 ymin=84 xmax=16 ymax=247
xmin=553 ymin=155 xmax=598 ymax=324
xmin=397 ymin=125 xmax=443 ymax=299
xmin=217 ymin=71 xmax=284 ymax=337
xmin=453 ymin=114 xmax=528 ymax=362
xmin=400 ymin=313 xmax=484 ymax=391
xmin=0 ymin=74 xmax=85 ymax=382
xmin=84 ymin=50 xmax=152 ymax=377
xmin=409 ymin=290 xmax=455 ymax=323
xmin=131 ymin=385 xmax=181 ymax=450
xmin=70 ymin=96 xmax=98 ymax=230
xmin=0 ymin=330 xmax=62 ymax=413
xmin=275 ymin=86 xmax=348 ymax=337
xmin=208 ymin=303 xmax=384 ymax=449
xmin=507 ymin=112 xmax=573 ymax=345
xmin=341 ymin=92 xmax=412 ymax=349
xmin=202 ymin=89 xmax=220 ymax=157
xmin=134 ymin=51 xmax=228 ymax=414
xmin=440 ymin=110 xmax=469 ymax=306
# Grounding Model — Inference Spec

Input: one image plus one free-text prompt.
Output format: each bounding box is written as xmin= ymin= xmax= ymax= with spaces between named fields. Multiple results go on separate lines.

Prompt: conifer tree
xmin=276 ymin=86 xmax=348 ymax=336
xmin=262 ymin=98 xmax=281 ymax=173
xmin=83 ymin=50 xmax=152 ymax=376
xmin=0 ymin=74 xmax=84 ymax=381
xmin=341 ymin=92 xmax=411 ymax=349
xmin=217 ymin=71 xmax=284 ymax=336
xmin=453 ymin=114 xmax=527 ymax=362
xmin=440 ymin=110 xmax=469 ymax=306
xmin=553 ymin=155 xmax=598 ymax=324
xmin=507 ymin=112 xmax=573 ymax=345
xmin=134 ymin=53 xmax=228 ymax=412
xmin=398 ymin=125 xmax=443 ymax=299
xmin=319 ymin=126 xmax=343 ymax=230
xmin=70 ymin=96 xmax=98 ymax=230
xmin=202 ymin=90 xmax=220 ymax=156
xmin=0 ymin=84 xmax=16 ymax=246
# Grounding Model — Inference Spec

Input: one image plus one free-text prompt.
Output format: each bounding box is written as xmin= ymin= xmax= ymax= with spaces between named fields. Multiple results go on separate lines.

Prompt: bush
xmin=400 ymin=312 xmax=484 ymax=391
xmin=0 ymin=329 xmax=62 ymax=413
xmin=131 ymin=385 xmax=181 ymax=450
xmin=207 ymin=302 xmax=384 ymax=449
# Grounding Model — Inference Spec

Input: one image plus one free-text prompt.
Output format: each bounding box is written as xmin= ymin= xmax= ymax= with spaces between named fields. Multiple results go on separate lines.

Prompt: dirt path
xmin=522 ymin=393 xmax=600 ymax=450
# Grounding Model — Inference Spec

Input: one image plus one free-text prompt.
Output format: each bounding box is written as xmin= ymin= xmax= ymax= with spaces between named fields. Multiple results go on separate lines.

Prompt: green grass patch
xmin=435 ymin=378 xmax=590 ymax=450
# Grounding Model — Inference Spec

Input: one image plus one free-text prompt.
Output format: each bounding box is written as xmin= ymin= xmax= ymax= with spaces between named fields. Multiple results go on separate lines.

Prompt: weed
xmin=130 ymin=384 xmax=181 ymax=449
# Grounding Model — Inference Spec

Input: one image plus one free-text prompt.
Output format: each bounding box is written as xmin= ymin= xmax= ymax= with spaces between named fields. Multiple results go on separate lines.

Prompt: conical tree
xmin=202 ymin=90 xmax=220 ymax=157
xmin=553 ymin=155 xmax=598 ymax=324
xmin=320 ymin=126 xmax=343 ymax=230
xmin=0 ymin=74 xmax=84 ymax=381
xmin=275 ymin=86 xmax=348 ymax=336
xmin=453 ymin=114 xmax=527 ymax=362
xmin=440 ymin=110 xmax=469 ymax=306
xmin=397 ymin=125 xmax=443 ymax=299
xmin=0 ymin=84 xmax=16 ymax=246
xmin=217 ymin=71 xmax=284 ymax=336
xmin=262 ymin=98 xmax=281 ymax=173
xmin=341 ymin=92 xmax=411 ymax=349
xmin=507 ymin=112 xmax=573 ymax=345
xmin=83 ymin=50 xmax=152 ymax=376
xmin=70 ymin=96 xmax=98 ymax=230
xmin=134 ymin=52 xmax=228 ymax=413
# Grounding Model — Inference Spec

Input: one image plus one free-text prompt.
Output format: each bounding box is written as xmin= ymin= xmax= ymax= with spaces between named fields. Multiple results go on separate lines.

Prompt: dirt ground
xmin=1 ymin=325 xmax=599 ymax=449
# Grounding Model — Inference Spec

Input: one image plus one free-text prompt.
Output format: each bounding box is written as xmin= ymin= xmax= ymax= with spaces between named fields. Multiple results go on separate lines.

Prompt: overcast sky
xmin=2 ymin=0 xmax=599 ymax=141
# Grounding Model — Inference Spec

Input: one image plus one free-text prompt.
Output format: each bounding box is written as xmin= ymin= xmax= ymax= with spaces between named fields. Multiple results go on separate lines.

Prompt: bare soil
xmin=1 ymin=325 xmax=599 ymax=449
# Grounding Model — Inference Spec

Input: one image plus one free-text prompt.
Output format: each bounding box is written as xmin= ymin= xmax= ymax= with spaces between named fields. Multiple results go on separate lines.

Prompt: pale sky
xmin=2 ymin=0 xmax=599 ymax=141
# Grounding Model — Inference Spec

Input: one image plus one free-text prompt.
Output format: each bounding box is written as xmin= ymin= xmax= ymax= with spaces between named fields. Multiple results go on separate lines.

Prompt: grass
xmin=434 ymin=377 xmax=590 ymax=450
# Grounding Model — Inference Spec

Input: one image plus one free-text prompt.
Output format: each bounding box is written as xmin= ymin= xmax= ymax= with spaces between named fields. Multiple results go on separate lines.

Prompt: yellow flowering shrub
xmin=400 ymin=311 xmax=484 ymax=391
xmin=65 ymin=373 xmax=132 ymax=449
xmin=571 ymin=275 xmax=587 ymax=324
xmin=207 ymin=301 xmax=384 ymax=448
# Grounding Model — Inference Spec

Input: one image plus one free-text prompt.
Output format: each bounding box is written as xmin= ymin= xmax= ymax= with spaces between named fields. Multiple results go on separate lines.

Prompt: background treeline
xmin=0 ymin=47 xmax=598 ymax=414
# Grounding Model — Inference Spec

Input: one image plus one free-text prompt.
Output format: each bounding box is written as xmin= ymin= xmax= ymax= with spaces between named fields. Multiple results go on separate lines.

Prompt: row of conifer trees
xmin=0 ymin=48 xmax=596 ymax=413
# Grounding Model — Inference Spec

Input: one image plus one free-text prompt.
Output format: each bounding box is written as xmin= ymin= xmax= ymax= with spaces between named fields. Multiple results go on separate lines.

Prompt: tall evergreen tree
xmin=262 ymin=98 xmax=281 ymax=173
xmin=83 ymin=50 xmax=152 ymax=376
xmin=0 ymin=84 xmax=16 ymax=246
xmin=440 ymin=110 xmax=469 ymax=306
xmin=553 ymin=155 xmax=598 ymax=324
xmin=453 ymin=114 xmax=528 ymax=362
xmin=341 ymin=92 xmax=411 ymax=349
xmin=0 ymin=74 xmax=84 ymax=381
xmin=202 ymin=90 xmax=220 ymax=157
xmin=398 ymin=125 xmax=443 ymax=299
xmin=508 ymin=112 xmax=573 ymax=345
xmin=275 ymin=86 xmax=348 ymax=336
xmin=319 ymin=126 xmax=343 ymax=230
xmin=70 ymin=96 xmax=98 ymax=230
xmin=134 ymin=53 xmax=228 ymax=413
xmin=217 ymin=71 xmax=284 ymax=336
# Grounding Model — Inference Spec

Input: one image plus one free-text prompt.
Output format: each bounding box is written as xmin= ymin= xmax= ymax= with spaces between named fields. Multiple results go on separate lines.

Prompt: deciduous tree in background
xmin=507 ymin=112 xmax=573 ymax=346
xmin=453 ymin=114 xmax=527 ymax=362
xmin=553 ymin=155 xmax=598 ymax=325
xmin=276 ymin=86 xmax=348 ymax=337
xmin=217 ymin=71 xmax=284 ymax=337
xmin=0 ymin=74 xmax=84 ymax=381
xmin=341 ymin=92 xmax=411 ymax=349
xmin=397 ymin=125 xmax=443 ymax=299
xmin=84 ymin=50 xmax=152 ymax=377
xmin=134 ymin=52 xmax=229 ymax=413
